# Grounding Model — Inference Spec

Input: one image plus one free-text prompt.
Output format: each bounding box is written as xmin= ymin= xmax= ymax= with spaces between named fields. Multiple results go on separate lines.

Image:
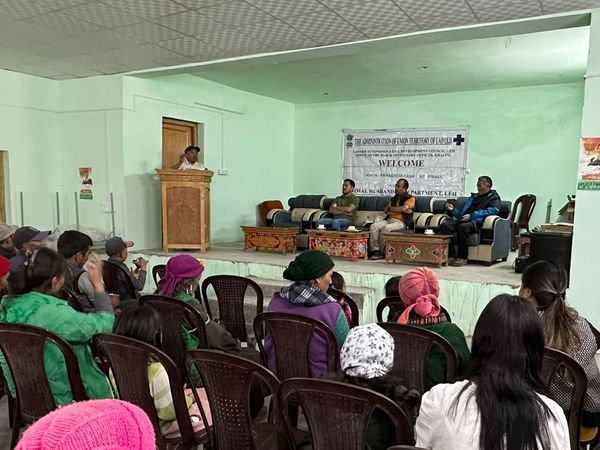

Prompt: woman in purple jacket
xmin=265 ymin=250 xmax=349 ymax=377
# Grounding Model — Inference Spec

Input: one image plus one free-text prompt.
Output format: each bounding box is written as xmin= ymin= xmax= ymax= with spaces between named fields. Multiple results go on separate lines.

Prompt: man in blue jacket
xmin=439 ymin=176 xmax=501 ymax=267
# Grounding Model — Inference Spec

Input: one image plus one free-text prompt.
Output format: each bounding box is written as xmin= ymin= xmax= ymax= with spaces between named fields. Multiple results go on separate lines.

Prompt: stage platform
xmin=132 ymin=242 xmax=521 ymax=340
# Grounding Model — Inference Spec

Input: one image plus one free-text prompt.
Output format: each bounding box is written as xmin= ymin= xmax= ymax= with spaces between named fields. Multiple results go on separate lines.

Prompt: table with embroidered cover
xmin=306 ymin=229 xmax=369 ymax=261
xmin=382 ymin=232 xmax=452 ymax=267
xmin=241 ymin=226 xmax=299 ymax=253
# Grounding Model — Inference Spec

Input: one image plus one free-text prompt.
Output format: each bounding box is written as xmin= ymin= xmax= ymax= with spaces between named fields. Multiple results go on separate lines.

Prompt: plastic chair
xmin=254 ymin=312 xmax=339 ymax=380
xmin=201 ymin=275 xmax=264 ymax=344
xmin=102 ymin=259 xmax=137 ymax=300
xmin=0 ymin=323 xmax=87 ymax=448
xmin=376 ymin=297 xmax=405 ymax=322
xmin=540 ymin=347 xmax=587 ymax=450
xmin=326 ymin=288 xmax=359 ymax=327
xmin=509 ymin=194 xmax=536 ymax=251
xmin=377 ymin=323 xmax=457 ymax=393
xmin=93 ymin=333 xmax=210 ymax=450
xmin=278 ymin=378 xmax=414 ymax=449
xmin=152 ymin=263 xmax=166 ymax=286
xmin=139 ymin=294 xmax=209 ymax=369
xmin=185 ymin=349 xmax=289 ymax=450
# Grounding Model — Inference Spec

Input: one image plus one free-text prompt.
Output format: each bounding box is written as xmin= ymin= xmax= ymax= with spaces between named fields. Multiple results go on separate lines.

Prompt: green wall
xmin=294 ymin=82 xmax=584 ymax=229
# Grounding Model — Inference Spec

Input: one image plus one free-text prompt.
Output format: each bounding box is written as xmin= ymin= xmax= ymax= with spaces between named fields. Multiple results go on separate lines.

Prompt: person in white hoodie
xmin=415 ymin=294 xmax=570 ymax=450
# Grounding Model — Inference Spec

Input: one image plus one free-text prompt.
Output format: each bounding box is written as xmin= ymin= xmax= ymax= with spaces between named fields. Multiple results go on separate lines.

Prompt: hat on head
xmin=0 ymin=256 xmax=10 ymax=278
xmin=283 ymin=250 xmax=334 ymax=282
xmin=105 ymin=237 xmax=134 ymax=257
xmin=157 ymin=254 xmax=205 ymax=297
xmin=397 ymin=267 xmax=441 ymax=324
xmin=184 ymin=145 xmax=201 ymax=154
xmin=340 ymin=323 xmax=394 ymax=379
xmin=12 ymin=226 xmax=51 ymax=250
xmin=0 ymin=224 xmax=17 ymax=241
xmin=15 ymin=399 xmax=155 ymax=450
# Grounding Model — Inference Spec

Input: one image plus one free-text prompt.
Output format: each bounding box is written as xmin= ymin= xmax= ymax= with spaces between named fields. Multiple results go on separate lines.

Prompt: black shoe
xmin=369 ymin=251 xmax=385 ymax=260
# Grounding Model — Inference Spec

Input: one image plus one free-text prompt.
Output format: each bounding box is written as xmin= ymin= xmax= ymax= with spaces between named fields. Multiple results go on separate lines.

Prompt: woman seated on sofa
xmin=0 ymin=247 xmax=114 ymax=404
xmin=396 ymin=267 xmax=470 ymax=389
xmin=265 ymin=250 xmax=349 ymax=377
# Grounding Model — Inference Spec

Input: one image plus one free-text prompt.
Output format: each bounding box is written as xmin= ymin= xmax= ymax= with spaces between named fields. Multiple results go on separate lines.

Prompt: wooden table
xmin=306 ymin=229 xmax=369 ymax=261
xmin=382 ymin=233 xmax=452 ymax=267
xmin=241 ymin=226 xmax=298 ymax=253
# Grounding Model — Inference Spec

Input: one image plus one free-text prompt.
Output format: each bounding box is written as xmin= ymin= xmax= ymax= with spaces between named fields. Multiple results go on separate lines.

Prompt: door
xmin=162 ymin=118 xmax=198 ymax=169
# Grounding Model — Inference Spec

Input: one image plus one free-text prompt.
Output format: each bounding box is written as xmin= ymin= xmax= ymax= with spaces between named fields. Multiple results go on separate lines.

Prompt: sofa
xmin=267 ymin=194 xmax=512 ymax=265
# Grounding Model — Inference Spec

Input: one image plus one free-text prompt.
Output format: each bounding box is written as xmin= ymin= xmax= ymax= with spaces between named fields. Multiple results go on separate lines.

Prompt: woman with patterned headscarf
xmin=397 ymin=267 xmax=470 ymax=389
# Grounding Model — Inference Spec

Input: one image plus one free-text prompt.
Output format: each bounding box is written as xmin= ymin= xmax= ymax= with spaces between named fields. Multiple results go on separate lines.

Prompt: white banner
xmin=342 ymin=128 xmax=469 ymax=197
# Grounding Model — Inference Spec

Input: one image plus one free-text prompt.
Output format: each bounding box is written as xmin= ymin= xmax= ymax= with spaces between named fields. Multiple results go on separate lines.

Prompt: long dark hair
xmin=113 ymin=306 xmax=162 ymax=347
xmin=521 ymin=260 xmax=580 ymax=354
xmin=7 ymin=248 xmax=67 ymax=296
xmin=456 ymin=294 xmax=554 ymax=450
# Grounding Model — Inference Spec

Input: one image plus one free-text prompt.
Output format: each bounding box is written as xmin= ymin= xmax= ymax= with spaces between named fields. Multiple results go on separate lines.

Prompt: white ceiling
xmin=0 ymin=0 xmax=598 ymax=80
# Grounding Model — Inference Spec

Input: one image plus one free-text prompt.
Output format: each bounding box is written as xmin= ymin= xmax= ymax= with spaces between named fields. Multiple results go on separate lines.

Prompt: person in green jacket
xmin=396 ymin=266 xmax=471 ymax=390
xmin=0 ymin=247 xmax=114 ymax=405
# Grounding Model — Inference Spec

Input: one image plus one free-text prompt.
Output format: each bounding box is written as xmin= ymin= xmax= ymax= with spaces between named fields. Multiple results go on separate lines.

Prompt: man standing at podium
xmin=173 ymin=145 xmax=205 ymax=170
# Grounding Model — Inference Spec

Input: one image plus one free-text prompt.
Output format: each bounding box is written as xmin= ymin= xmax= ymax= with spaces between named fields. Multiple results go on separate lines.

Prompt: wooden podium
xmin=156 ymin=169 xmax=213 ymax=252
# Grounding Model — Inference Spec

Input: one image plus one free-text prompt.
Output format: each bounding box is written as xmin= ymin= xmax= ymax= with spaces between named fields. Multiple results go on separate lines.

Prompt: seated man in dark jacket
xmin=105 ymin=237 xmax=147 ymax=311
xmin=439 ymin=175 xmax=501 ymax=267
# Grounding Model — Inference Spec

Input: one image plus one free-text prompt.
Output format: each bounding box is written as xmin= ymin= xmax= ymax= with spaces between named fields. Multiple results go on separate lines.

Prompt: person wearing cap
xmin=396 ymin=267 xmax=470 ymax=389
xmin=172 ymin=145 xmax=206 ymax=171
xmin=15 ymin=399 xmax=155 ymax=450
xmin=57 ymin=230 xmax=110 ymax=313
xmin=332 ymin=324 xmax=419 ymax=450
xmin=0 ymin=223 xmax=17 ymax=259
xmin=9 ymin=226 xmax=51 ymax=268
xmin=156 ymin=254 xmax=240 ymax=353
xmin=264 ymin=250 xmax=350 ymax=378
xmin=0 ymin=255 xmax=11 ymax=295
xmin=105 ymin=237 xmax=147 ymax=303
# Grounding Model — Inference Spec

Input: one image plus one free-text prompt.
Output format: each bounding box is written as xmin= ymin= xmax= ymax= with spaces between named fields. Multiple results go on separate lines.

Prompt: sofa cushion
xmin=288 ymin=195 xmax=326 ymax=209
xmin=359 ymin=196 xmax=389 ymax=211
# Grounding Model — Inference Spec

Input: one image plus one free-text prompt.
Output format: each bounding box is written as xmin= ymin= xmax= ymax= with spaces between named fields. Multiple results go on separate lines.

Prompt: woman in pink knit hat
xmin=397 ymin=267 xmax=470 ymax=389
xmin=16 ymin=399 xmax=155 ymax=450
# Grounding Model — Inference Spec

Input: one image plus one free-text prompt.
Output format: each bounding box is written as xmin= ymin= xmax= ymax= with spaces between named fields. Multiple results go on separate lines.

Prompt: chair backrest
xmin=103 ymin=259 xmax=137 ymax=300
xmin=387 ymin=446 xmax=428 ymax=450
xmin=376 ymin=297 xmax=405 ymax=323
xmin=254 ymin=312 xmax=338 ymax=379
xmin=278 ymin=378 xmax=414 ymax=449
xmin=93 ymin=333 xmax=205 ymax=449
xmin=139 ymin=294 xmax=209 ymax=368
xmin=327 ymin=288 xmax=359 ymax=328
xmin=201 ymin=275 xmax=264 ymax=343
xmin=377 ymin=323 xmax=457 ymax=393
xmin=0 ymin=323 xmax=87 ymax=422
xmin=152 ymin=264 xmax=166 ymax=287
xmin=510 ymin=194 xmax=537 ymax=230
xmin=540 ymin=347 xmax=587 ymax=450
xmin=185 ymin=349 xmax=288 ymax=450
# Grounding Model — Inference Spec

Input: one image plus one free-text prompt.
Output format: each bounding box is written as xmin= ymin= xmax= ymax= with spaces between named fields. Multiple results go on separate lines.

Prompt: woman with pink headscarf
xmin=397 ymin=267 xmax=470 ymax=389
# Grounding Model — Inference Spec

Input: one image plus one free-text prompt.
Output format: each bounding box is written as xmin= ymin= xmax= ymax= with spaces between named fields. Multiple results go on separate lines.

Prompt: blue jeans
xmin=316 ymin=217 xmax=352 ymax=231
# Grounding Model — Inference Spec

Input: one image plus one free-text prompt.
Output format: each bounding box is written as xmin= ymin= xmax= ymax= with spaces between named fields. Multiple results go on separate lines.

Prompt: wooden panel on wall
xmin=162 ymin=118 xmax=197 ymax=169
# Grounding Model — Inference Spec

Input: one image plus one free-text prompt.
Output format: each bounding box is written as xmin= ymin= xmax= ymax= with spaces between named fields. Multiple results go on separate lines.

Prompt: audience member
xmin=415 ymin=294 xmax=570 ymax=450
xmin=173 ymin=145 xmax=205 ymax=170
xmin=113 ymin=306 xmax=212 ymax=438
xmin=15 ymin=399 xmax=155 ymax=450
xmin=57 ymin=230 xmax=110 ymax=312
xmin=369 ymin=178 xmax=415 ymax=260
xmin=439 ymin=175 xmax=501 ymax=267
xmin=316 ymin=179 xmax=359 ymax=230
xmin=330 ymin=271 xmax=352 ymax=326
xmin=520 ymin=260 xmax=600 ymax=435
xmin=384 ymin=275 xmax=401 ymax=297
xmin=265 ymin=250 xmax=349 ymax=377
xmin=156 ymin=254 xmax=240 ymax=353
xmin=0 ymin=248 xmax=114 ymax=404
xmin=0 ymin=255 xmax=10 ymax=295
xmin=0 ymin=224 xmax=17 ymax=259
xmin=332 ymin=324 xmax=419 ymax=450
xmin=397 ymin=267 xmax=470 ymax=388
xmin=9 ymin=226 xmax=50 ymax=268
xmin=105 ymin=236 xmax=146 ymax=307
